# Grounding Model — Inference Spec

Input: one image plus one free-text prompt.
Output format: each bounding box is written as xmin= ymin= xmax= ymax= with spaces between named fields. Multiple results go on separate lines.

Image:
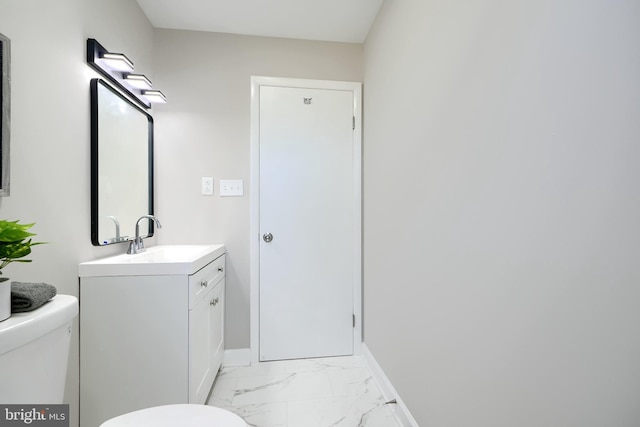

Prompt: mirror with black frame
xmin=90 ymin=78 xmax=154 ymax=246
xmin=0 ymin=32 xmax=10 ymax=196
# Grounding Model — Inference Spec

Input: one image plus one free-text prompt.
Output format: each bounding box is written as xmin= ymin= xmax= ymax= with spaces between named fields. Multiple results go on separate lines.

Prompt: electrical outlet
xmin=219 ymin=179 xmax=243 ymax=197
xmin=201 ymin=177 xmax=214 ymax=195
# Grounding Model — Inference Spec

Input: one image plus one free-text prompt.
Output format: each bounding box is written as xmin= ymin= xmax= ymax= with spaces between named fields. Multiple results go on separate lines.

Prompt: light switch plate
xmin=201 ymin=177 xmax=214 ymax=195
xmin=220 ymin=179 xmax=243 ymax=197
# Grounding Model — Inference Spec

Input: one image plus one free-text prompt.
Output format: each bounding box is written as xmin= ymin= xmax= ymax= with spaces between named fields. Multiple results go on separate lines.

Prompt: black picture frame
xmin=0 ymin=32 xmax=10 ymax=196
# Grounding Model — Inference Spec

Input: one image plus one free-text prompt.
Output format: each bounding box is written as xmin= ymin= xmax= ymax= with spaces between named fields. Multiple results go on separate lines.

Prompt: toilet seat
xmin=100 ymin=404 xmax=247 ymax=427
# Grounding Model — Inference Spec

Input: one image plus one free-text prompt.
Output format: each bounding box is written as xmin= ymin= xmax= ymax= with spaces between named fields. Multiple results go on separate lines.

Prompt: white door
xmin=258 ymin=84 xmax=357 ymax=361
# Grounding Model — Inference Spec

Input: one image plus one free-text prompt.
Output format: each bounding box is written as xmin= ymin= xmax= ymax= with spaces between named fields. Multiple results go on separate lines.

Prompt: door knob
xmin=263 ymin=233 xmax=273 ymax=243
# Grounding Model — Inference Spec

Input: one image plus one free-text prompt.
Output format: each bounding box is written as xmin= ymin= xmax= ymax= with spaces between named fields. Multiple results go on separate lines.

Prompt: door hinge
xmin=353 ymin=314 xmax=356 ymax=328
xmin=352 ymin=116 xmax=355 ymax=130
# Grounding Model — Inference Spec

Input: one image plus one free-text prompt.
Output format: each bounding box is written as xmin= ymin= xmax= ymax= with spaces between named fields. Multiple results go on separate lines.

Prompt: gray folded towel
xmin=11 ymin=282 xmax=57 ymax=313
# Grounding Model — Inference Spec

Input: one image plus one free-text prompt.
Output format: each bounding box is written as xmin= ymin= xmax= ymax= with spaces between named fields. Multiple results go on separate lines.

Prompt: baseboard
xmin=362 ymin=343 xmax=420 ymax=427
xmin=223 ymin=348 xmax=252 ymax=367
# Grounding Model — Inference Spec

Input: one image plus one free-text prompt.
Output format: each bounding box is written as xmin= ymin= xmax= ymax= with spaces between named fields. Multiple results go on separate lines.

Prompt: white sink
xmin=79 ymin=244 xmax=226 ymax=277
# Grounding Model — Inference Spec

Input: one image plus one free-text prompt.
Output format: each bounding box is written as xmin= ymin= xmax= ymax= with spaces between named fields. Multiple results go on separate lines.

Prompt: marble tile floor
xmin=207 ymin=355 xmax=404 ymax=427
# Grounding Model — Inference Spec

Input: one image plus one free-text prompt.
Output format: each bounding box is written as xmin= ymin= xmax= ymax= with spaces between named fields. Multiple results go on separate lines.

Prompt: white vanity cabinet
xmin=79 ymin=246 xmax=225 ymax=427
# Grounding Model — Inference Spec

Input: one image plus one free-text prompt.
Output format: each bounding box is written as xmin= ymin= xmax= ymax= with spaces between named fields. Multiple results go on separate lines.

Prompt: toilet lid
xmin=100 ymin=404 xmax=247 ymax=427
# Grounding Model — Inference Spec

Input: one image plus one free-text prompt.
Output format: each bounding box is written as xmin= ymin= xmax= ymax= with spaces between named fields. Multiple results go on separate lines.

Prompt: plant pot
xmin=0 ymin=277 xmax=10 ymax=321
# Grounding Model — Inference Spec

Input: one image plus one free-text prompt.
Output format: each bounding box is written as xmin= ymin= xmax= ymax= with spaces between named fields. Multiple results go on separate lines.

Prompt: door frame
xmin=250 ymin=76 xmax=362 ymax=363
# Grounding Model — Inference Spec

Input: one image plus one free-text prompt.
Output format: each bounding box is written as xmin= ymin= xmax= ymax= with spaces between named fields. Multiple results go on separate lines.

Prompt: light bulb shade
xmin=100 ymin=52 xmax=134 ymax=72
xmin=142 ymin=90 xmax=167 ymax=104
xmin=125 ymin=74 xmax=152 ymax=90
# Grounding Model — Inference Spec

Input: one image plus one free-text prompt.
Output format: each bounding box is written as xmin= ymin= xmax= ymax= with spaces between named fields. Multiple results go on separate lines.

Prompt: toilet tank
xmin=0 ymin=295 xmax=78 ymax=403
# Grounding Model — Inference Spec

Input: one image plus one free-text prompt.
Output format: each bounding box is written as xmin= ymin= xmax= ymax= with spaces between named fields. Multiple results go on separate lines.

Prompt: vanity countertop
xmin=78 ymin=244 xmax=226 ymax=277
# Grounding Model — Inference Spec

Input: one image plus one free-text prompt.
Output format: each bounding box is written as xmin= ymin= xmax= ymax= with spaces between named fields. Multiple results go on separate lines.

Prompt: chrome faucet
xmin=127 ymin=215 xmax=162 ymax=254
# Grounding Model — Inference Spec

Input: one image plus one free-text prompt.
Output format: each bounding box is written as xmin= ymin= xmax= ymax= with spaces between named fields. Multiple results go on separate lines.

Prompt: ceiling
xmin=135 ymin=0 xmax=384 ymax=43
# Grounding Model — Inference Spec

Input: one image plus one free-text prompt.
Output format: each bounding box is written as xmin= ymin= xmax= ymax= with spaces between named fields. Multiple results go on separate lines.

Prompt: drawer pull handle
xmin=210 ymin=297 xmax=220 ymax=306
xmin=218 ymin=267 xmax=224 ymax=273
xmin=200 ymin=280 xmax=208 ymax=288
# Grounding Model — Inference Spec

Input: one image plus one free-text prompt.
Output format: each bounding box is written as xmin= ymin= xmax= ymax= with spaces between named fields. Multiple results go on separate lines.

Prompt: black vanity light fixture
xmin=86 ymin=38 xmax=166 ymax=109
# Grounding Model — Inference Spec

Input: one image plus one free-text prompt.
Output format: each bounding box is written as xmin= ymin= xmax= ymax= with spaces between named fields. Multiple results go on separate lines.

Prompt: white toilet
xmin=0 ymin=294 xmax=78 ymax=403
xmin=0 ymin=293 xmax=244 ymax=426
xmin=100 ymin=404 xmax=248 ymax=427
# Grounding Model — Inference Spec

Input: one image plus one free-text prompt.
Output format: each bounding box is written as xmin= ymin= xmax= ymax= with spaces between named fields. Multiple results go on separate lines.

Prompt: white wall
xmin=0 ymin=1 xmax=154 ymax=425
xmin=151 ymin=29 xmax=363 ymax=349
xmin=363 ymin=0 xmax=640 ymax=426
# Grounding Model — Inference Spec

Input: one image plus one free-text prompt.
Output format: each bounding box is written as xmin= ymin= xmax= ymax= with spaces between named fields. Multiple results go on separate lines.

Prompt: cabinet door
xmin=189 ymin=279 xmax=225 ymax=403
xmin=209 ymin=279 xmax=225 ymax=376
xmin=189 ymin=292 xmax=212 ymax=404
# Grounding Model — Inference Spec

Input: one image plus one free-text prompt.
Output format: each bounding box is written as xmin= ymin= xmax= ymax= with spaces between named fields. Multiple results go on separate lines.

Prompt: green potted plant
xmin=0 ymin=220 xmax=44 ymax=321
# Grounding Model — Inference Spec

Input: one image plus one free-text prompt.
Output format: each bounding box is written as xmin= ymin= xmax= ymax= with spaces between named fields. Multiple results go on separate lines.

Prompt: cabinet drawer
xmin=189 ymin=254 xmax=225 ymax=308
